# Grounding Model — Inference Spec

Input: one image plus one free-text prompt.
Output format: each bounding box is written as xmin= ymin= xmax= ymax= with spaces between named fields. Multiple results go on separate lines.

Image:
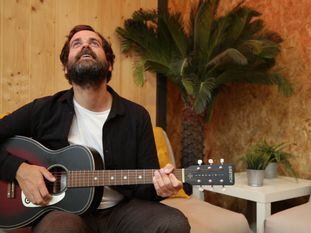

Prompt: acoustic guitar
xmin=0 ymin=136 xmax=234 ymax=230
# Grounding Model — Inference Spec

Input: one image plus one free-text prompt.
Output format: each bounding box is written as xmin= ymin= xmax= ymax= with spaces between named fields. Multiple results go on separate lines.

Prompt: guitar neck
xmin=67 ymin=169 xmax=184 ymax=187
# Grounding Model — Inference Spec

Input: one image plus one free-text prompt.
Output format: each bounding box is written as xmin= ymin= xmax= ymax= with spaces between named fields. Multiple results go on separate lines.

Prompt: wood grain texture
xmin=0 ymin=0 xmax=3 ymax=112
xmin=167 ymin=0 xmax=311 ymax=180
xmin=167 ymin=0 xmax=311 ymax=221
xmin=0 ymin=0 xmax=156 ymax=124
xmin=2 ymin=0 xmax=31 ymax=112
xmin=30 ymin=0 xmax=55 ymax=99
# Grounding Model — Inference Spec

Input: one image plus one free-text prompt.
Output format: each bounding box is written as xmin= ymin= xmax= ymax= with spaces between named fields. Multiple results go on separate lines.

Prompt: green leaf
xmin=204 ymin=89 xmax=219 ymax=121
xmin=242 ymin=39 xmax=280 ymax=59
xmin=205 ymin=48 xmax=248 ymax=70
xmin=215 ymin=67 xmax=294 ymax=97
xmin=193 ymin=0 xmax=220 ymax=56
xmin=116 ymin=2 xmax=293 ymax=121
xmin=193 ymin=78 xmax=215 ymax=114
xmin=133 ymin=59 xmax=146 ymax=86
xmin=160 ymin=13 xmax=188 ymax=57
xmin=181 ymin=74 xmax=197 ymax=95
xmin=268 ymin=73 xmax=293 ymax=96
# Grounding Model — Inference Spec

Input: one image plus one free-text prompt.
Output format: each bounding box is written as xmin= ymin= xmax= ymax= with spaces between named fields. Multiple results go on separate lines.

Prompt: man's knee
xmin=164 ymin=208 xmax=191 ymax=233
xmin=32 ymin=211 xmax=87 ymax=233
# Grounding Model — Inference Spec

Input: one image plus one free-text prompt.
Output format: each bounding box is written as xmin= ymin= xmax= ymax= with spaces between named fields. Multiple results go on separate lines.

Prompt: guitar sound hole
xmin=46 ymin=165 xmax=67 ymax=195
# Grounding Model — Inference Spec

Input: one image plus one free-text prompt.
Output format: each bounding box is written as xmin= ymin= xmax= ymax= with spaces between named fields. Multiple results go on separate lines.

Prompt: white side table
xmin=203 ymin=172 xmax=311 ymax=233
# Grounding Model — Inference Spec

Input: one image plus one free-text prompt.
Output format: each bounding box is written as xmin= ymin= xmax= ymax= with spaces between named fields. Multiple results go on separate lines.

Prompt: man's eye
xmin=91 ymin=41 xmax=100 ymax=47
xmin=72 ymin=41 xmax=81 ymax=48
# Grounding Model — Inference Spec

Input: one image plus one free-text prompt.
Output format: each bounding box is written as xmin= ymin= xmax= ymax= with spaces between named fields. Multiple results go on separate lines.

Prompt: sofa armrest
xmin=192 ymin=186 xmax=204 ymax=201
xmin=161 ymin=196 xmax=250 ymax=233
xmin=265 ymin=202 xmax=311 ymax=233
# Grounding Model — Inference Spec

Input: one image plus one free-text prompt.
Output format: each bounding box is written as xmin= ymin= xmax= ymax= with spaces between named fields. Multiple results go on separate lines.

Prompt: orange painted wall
xmin=167 ymin=0 xmax=311 ymax=220
xmin=168 ymin=0 xmax=311 ymax=180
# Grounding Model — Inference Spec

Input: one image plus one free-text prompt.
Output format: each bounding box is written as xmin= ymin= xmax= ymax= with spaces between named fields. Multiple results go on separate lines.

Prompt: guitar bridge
xmin=7 ymin=182 xmax=15 ymax=199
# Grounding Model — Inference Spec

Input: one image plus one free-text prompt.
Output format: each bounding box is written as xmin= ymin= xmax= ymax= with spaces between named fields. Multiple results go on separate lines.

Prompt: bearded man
xmin=0 ymin=25 xmax=190 ymax=233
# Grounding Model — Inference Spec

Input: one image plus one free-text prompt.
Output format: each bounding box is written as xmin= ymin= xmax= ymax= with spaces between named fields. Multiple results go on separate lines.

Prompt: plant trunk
xmin=181 ymin=105 xmax=205 ymax=167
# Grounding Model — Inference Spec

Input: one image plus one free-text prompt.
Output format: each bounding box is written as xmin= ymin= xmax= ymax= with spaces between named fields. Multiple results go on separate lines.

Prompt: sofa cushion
xmin=161 ymin=197 xmax=250 ymax=233
xmin=153 ymin=127 xmax=189 ymax=199
xmin=265 ymin=202 xmax=311 ymax=233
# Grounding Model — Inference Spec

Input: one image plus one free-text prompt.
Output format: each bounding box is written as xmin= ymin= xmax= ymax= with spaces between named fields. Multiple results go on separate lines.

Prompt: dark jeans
xmin=32 ymin=199 xmax=190 ymax=233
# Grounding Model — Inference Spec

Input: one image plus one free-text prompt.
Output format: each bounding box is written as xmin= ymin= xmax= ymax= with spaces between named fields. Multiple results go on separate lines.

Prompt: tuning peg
xmin=208 ymin=159 xmax=213 ymax=165
xmin=197 ymin=159 xmax=203 ymax=166
xmin=218 ymin=158 xmax=224 ymax=169
xmin=222 ymin=186 xmax=226 ymax=191
xmin=198 ymin=186 xmax=204 ymax=192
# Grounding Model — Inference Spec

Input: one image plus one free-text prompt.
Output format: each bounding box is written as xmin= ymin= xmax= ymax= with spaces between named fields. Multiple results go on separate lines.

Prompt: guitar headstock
xmin=184 ymin=159 xmax=235 ymax=186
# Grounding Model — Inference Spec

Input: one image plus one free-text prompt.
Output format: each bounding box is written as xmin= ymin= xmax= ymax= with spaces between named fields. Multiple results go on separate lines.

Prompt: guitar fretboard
xmin=67 ymin=169 xmax=184 ymax=187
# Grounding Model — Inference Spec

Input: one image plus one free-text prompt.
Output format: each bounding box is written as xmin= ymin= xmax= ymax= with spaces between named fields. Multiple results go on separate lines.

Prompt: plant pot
xmin=265 ymin=162 xmax=278 ymax=179
xmin=247 ymin=169 xmax=264 ymax=187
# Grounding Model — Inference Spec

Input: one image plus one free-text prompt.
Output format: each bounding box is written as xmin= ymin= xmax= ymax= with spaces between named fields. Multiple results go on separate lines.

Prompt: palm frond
xmin=242 ymin=39 xmax=280 ymax=59
xmin=116 ymin=0 xmax=293 ymax=121
xmin=214 ymin=66 xmax=293 ymax=96
xmin=133 ymin=58 xmax=146 ymax=86
xmin=205 ymin=48 xmax=248 ymax=71
xmin=160 ymin=12 xmax=188 ymax=57
xmin=193 ymin=0 xmax=220 ymax=57
xmin=193 ymin=78 xmax=216 ymax=114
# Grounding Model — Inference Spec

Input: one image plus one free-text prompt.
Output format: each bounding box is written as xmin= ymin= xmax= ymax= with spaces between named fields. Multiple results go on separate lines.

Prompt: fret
xmin=135 ymin=170 xmax=137 ymax=184
xmin=136 ymin=170 xmax=144 ymax=184
xmin=114 ymin=170 xmax=117 ymax=186
xmin=67 ymin=169 xmax=184 ymax=188
xmin=121 ymin=169 xmax=123 ymax=185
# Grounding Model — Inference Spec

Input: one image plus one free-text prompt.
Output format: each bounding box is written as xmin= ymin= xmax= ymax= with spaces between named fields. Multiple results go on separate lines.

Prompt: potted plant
xmin=241 ymin=144 xmax=270 ymax=186
xmin=254 ymin=141 xmax=297 ymax=179
xmin=116 ymin=0 xmax=293 ymax=168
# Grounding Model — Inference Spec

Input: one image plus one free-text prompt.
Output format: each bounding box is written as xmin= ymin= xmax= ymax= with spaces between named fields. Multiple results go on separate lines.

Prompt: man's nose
xmin=81 ymin=41 xmax=91 ymax=49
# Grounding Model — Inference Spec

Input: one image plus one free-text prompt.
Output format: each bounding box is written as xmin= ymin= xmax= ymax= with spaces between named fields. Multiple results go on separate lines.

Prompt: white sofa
xmin=265 ymin=195 xmax=311 ymax=233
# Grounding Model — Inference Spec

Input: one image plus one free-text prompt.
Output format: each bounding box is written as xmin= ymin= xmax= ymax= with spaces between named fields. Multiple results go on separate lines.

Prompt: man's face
xmin=65 ymin=30 xmax=111 ymax=88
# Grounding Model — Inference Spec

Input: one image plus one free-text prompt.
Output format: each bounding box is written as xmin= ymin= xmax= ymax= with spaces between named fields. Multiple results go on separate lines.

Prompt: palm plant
xmin=116 ymin=0 xmax=293 ymax=167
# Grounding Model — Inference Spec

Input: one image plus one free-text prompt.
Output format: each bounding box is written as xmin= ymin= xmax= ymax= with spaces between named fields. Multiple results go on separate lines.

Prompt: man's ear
xmin=108 ymin=64 xmax=113 ymax=72
xmin=64 ymin=66 xmax=68 ymax=74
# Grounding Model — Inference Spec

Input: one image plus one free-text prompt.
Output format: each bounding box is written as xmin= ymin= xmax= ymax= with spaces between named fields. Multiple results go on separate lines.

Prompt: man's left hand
xmin=153 ymin=163 xmax=183 ymax=197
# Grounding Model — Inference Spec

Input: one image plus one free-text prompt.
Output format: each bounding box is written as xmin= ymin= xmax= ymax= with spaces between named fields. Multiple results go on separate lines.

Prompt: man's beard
xmin=66 ymin=47 xmax=109 ymax=88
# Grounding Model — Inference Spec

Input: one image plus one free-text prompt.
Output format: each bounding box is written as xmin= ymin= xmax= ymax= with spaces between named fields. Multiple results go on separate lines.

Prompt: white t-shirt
xmin=68 ymin=98 xmax=124 ymax=209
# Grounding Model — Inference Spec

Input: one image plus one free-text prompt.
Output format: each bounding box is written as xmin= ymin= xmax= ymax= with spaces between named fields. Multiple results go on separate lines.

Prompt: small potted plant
xmin=241 ymin=143 xmax=270 ymax=186
xmin=254 ymin=141 xmax=297 ymax=179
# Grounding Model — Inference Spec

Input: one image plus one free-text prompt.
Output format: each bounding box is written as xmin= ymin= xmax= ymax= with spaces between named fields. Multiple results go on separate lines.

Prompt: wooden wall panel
xmin=0 ymin=0 xmax=157 ymax=124
xmin=119 ymin=0 xmax=141 ymax=103
xmin=30 ymin=0 xmax=55 ymax=99
xmin=2 ymin=0 xmax=30 ymax=112
xmin=100 ymin=0 xmax=122 ymax=92
xmin=137 ymin=0 xmax=157 ymax=123
xmin=54 ymin=0 xmax=79 ymax=91
xmin=0 ymin=0 xmax=3 ymax=112
xmin=118 ymin=0 xmax=157 ymax=124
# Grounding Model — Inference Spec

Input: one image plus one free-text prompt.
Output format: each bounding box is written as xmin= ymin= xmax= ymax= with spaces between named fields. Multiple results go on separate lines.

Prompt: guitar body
xmin=0 ymin=136 xmax=104 ymax=230
xmin=0 ymin=136 xmax=235 ymax=230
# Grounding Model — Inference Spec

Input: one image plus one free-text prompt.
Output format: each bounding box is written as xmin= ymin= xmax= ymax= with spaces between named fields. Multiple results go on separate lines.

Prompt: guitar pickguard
xmin=21 ymin=191 xmax=65 ymax=208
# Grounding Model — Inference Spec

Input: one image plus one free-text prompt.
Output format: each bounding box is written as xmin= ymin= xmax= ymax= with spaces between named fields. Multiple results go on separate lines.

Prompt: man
xmin=0 ymin=25 xmax=190 ymax=233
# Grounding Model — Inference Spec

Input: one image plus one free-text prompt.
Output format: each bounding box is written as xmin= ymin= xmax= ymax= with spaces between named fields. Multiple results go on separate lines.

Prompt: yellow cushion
xmin=0 ymin=113 xmax=7 ymax=119
xmin=153 ymin=127 xmax=189 ymax=199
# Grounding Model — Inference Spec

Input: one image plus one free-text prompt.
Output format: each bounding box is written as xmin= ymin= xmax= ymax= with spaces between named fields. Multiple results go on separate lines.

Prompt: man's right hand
xmin=16 ymin=162 xmax=56 ymax=206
